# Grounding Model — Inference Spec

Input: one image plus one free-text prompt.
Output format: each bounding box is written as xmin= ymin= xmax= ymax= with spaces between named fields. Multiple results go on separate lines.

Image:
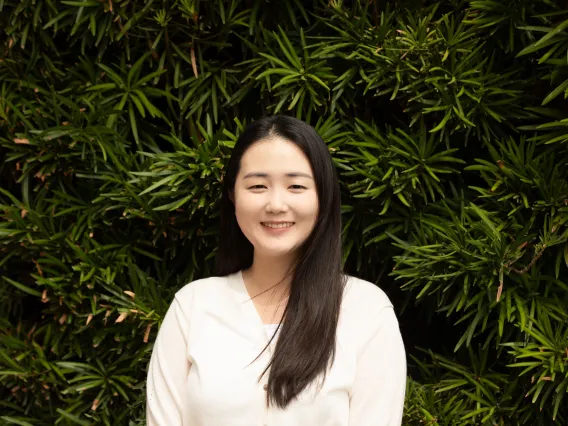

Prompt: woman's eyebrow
xmin=242 ymin=172 xmax=314 ymax=180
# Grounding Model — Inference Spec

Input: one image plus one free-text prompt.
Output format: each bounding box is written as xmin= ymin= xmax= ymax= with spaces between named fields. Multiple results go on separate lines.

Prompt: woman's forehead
xmin=239 ymin=138 xmax=313 ymax=174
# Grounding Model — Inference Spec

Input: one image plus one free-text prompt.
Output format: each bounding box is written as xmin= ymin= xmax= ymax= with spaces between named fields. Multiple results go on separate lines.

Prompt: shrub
xmin=1 ymin=1 xmax=567 ymax=424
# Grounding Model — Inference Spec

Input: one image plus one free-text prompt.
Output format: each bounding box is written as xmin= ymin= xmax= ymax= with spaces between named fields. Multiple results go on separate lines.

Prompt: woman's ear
xmin=228 ymin=190 xmax=234 ymax=203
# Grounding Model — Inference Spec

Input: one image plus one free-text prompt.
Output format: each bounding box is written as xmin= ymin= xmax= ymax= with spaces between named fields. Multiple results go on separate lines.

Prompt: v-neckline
xmin=235 ymin=269 xmax=285 ymax=321
xmin=228 ymin=271 xmax=282 ymax=365
xmin=231 ymin=270 xmax=269 ymax=337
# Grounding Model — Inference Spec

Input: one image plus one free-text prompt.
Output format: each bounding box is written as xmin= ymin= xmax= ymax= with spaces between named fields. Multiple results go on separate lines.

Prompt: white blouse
xmin=146 ymin=271 xmax=406 ymax=426
xmin=264 ymin=323 xmax=280 ymax=339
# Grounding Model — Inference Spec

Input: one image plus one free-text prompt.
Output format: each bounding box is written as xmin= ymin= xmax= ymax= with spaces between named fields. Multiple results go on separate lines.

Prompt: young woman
xmin=146 ymin=115 xmax=406 ymax=425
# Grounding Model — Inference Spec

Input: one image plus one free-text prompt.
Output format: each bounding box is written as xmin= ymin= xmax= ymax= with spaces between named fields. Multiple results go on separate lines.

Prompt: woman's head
xmin=217 ymin=115 xmax=342 ymax=273
xmin=232 ymin=136 xmax=318 ymax=260
xmin=216 ymin=115 xmax=346 ymax=409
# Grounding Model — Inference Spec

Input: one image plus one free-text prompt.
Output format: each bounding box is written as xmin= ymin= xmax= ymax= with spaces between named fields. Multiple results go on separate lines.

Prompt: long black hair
xmin=215 ymin=115 xmax=346 ymax=409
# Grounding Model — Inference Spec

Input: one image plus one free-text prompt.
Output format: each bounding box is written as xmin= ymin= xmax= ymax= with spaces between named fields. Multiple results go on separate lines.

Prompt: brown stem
xmin=510 ymin=245 xmax=547 ymax=275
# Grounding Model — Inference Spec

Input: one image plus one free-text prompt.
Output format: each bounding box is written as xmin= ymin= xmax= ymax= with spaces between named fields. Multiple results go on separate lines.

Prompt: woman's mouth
xmin=261 ymin=222 xmax=295 ymax=230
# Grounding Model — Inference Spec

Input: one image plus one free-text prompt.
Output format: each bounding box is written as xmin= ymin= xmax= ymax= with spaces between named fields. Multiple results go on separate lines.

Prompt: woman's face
xmin=233 ymin=137 xmax=319 ymax=259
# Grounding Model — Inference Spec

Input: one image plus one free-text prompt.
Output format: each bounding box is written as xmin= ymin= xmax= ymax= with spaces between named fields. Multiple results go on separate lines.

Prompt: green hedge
xmin=1 ymin=1 xmax=567 ymax=425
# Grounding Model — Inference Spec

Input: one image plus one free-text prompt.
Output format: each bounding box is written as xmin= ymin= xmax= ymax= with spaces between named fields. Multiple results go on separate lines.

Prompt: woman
xmin=146 ymin=115 xmax=406 ymax=425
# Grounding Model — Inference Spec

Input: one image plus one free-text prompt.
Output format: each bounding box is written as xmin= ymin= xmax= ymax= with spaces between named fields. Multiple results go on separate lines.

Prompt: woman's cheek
xmin=241 ymin=193 xmax=264 ymax=215
xmin=299 ymin=192 xmax=318 ymax=219
xmin=235 ymin=192 xmax=263 ymax=225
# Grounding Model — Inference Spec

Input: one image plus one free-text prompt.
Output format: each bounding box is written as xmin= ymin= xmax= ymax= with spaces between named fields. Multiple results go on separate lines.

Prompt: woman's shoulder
xmin=342 ymin=274 xmax=394 ymax=314
xmin=340 ymin=275 xmax=400 ymax=344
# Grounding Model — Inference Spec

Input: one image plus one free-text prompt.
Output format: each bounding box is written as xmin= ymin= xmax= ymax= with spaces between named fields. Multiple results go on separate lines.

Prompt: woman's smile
xmin=261 ymin=221 xmax=296 ymax=234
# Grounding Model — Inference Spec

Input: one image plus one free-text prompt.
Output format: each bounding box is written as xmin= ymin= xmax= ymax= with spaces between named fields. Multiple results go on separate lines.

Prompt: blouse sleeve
xmin=349 ymin=306 xmax=407 ymax=426
xmin=146 ymin=290 xmax=193 ymax=426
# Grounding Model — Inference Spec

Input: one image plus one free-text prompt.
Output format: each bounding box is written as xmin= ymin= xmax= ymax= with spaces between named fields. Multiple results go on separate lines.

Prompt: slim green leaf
xmin=3 ymin=277 xmax=41 ymax=297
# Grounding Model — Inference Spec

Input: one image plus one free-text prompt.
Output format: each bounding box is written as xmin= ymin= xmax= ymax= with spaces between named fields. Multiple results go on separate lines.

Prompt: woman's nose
xmin=265 ymin=190 xmax=289 ymax=213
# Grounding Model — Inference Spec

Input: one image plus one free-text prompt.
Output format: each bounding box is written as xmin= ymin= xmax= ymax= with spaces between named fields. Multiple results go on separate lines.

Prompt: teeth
xmin=263 ymin=222 xmax=294 ymax=229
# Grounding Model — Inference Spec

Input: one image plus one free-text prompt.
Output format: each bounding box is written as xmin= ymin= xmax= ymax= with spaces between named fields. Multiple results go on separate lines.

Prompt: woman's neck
xmin=242 ymin=253 xmax=295 ymax=306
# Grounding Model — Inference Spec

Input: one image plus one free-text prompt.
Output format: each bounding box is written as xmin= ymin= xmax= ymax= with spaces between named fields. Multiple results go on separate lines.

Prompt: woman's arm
xmin=146 ymin=291 xmax=193 ymax=425
xmin=349 ymin=306 xmax=407 ymax=426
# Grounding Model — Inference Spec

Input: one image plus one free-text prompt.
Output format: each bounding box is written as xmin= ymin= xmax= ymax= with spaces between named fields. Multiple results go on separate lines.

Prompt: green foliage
xmin=1 ymin=0 xmax=567 ymax=425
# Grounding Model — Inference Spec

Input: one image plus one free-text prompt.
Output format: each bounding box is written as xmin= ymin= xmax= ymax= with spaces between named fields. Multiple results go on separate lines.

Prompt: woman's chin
xmin=254 ymin=244 xmax=299 ymax=259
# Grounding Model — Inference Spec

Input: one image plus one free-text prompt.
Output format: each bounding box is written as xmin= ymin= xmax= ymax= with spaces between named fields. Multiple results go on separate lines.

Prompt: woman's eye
xmin=248 ymin=184 xmax=305 ymax=190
